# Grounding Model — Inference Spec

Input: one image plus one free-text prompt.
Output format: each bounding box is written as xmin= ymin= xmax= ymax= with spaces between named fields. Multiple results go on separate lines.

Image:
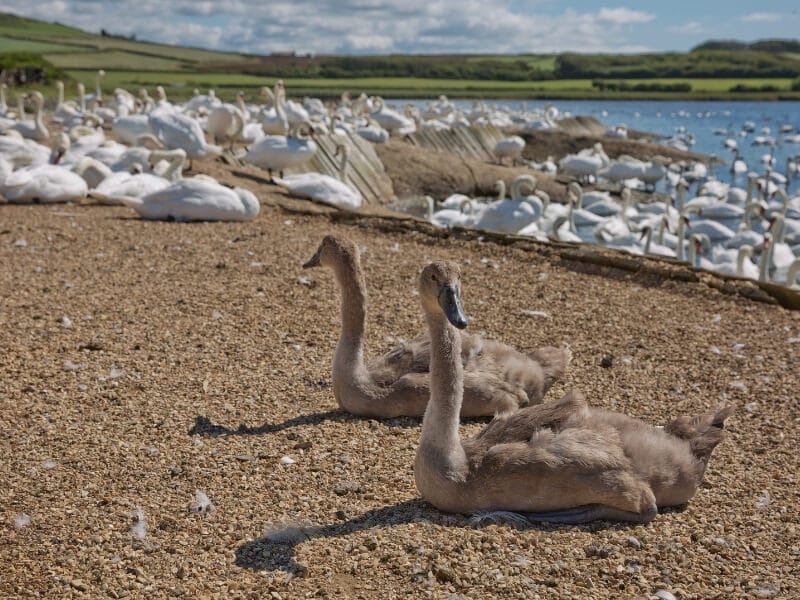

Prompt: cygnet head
xmin=303 ymin=234 xmax=359 ymax=272
xmin=418 ymin=261 xmax=468 ymax=329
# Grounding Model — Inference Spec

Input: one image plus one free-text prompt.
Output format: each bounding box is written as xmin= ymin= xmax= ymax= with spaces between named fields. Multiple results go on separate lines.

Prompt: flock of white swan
xmin=0 ymin=71 xmax=798 ymax=288
xmin=301 ymin=234 xmax=732 ymax=524
xmin=0 ymin=69 xmax=779 ymax=525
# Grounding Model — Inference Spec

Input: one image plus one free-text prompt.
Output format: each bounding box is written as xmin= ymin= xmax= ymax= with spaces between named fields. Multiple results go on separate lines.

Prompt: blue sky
xmin=8 ymin=1 xmax=800 ymax=55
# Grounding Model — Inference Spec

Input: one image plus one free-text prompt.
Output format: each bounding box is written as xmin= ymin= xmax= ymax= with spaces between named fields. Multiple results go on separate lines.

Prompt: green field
xmin=0 ymin=34 xmax=87 ymax=54
xmin=464 ymin=54 xmax=557 ymax=70
xmin=0 ymin=12 xmax=251 ymax=69
xmin=55 ymin=70 xmax=800 ymax=101
xmin=48 ymin=50 xmax=188 ymax=71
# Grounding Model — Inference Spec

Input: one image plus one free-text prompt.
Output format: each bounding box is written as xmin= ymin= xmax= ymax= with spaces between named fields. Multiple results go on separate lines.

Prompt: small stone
xmin=14 ymin=239 xmax=27 ymax=247
xmin=334 ymin=480 xmax=360 ymax=496
xmin=280 ymin=456 xmax=296 ymax=465
xmin=70 ymin=579 xmax=88 ymax=592
xmin=294 ymin=440 xmax=312 ymax=450
xmin=433 ymin=563 xmax=457 ymax=583
xmin=77 ymin=384 xmax=88 ymax=392
xmin=14 ymin=513 xmax=31 ymax=528
xmin=600 ymin=355 xmax=614 ymax=368
xmin=61 ymin=316 xmax=73 ymax=328
xmin=211 ymin=311 xmax=223 ymax=320
xmin=654 ymin=591 xmax=677 ymax=600
xmin=626 ymin=536 xmax=642 ymax=550
xmin=188 ymin=491 xmax=214 ymax=514
xmin=63 ymin=360 xmax=82 ymax=371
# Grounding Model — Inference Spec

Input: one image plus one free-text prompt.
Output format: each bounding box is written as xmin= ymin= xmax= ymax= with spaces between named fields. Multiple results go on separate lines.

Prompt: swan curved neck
xmin=736 ymin=247 xmax=752 ymax=277
xmin=787 ymin=259 xmax=800 ymax=287
xmin=568 ymin=200 xmax=576 ymax=233
xmin=420 ymin=310 xmax=466 ymax=465
xmin=658 ymin=217 xmax=667 ymax=245
xmin=676 ymin=219 xmax=687 ymax=262
xmin=643 ymin=227 xmax=653 ymax=254
xmin=759 ymin=238 xmax=773 ymax=281
xmin=332 ymin=255 xmax=368 ymax=372
xmin=336 ymin=145 xmax=350 ymax=180
xmin=496 ymin=180 xmax=506 ymax=201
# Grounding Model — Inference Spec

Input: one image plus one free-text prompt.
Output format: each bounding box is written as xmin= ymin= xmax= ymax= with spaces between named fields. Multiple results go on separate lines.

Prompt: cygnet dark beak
xmin=303 ymin=247 xmax=322 ymax=269
xmin=438 ymin=285 xmax=468 ymax=329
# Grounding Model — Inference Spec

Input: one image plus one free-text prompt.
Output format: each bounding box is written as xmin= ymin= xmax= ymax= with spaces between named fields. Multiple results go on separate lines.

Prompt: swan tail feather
xmin=664 ymin=406 xmax=734 ymax=464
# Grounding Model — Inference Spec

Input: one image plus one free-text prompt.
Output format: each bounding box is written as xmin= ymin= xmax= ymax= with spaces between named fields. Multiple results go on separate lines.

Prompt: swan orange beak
xmin=303 ymin=246 xmax=322 ymax=268
xmin=439 ymin=285 xmax=468 ymax=329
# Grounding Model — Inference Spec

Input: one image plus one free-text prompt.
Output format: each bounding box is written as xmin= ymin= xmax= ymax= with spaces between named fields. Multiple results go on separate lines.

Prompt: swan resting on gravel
xmin=414 ymin=260 xmax=733 ymax=523
xmin=301 ymin=234 xmax=571 ymax=418
xmin=117 ymin=177 xmax=260 ymax=222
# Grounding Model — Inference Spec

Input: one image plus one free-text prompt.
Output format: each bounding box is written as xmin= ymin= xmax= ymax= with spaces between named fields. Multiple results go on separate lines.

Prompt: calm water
xmin=395 ymin=99 xmax=800 ymax=190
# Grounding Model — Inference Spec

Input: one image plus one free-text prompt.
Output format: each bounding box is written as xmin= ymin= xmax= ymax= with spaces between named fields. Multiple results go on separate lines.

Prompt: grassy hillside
xmin=2 ymin=11 xmax=799 ymax=100
xmin=0 ymin=12 xmax=252 ymax=71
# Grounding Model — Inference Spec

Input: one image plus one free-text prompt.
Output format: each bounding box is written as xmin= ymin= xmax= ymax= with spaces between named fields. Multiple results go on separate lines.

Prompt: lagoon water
xmin=397 ymin=99 xmax=800 ymax=190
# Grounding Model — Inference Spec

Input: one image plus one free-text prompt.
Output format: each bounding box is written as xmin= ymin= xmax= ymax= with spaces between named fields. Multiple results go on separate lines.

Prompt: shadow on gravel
xmin=188 ymin=410 xmax=428 ymax=436
xmin=234 ymin=499 xmax=641 ymax=574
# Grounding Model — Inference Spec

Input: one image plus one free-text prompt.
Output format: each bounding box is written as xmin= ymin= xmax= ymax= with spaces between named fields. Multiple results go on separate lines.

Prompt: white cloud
xmin=669 ymin=21 xmax=706 ymax=35
xmin=740 ymin=12 xmax=783 ymax=23
xmin=2 ymin=1 xmax=660 ymax=55
xmin=597 ymin=7 xmax=655 ymax=25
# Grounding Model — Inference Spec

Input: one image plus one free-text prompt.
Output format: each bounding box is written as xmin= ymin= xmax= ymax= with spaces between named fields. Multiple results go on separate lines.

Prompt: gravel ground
xmin=2 ymin=161 xmax=799 ymax=599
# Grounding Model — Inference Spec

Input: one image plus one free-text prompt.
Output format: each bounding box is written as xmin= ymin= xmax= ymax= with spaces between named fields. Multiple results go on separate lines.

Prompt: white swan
xmin=430 ymin=197 xmax=477 ymax=229
xmin=493 ymin=135 xmax=525 ymax=165
xmin=52 ymin=80 xmax=80 ymax=124
xmin=207 ymin=98 xmax=246 ymax=147
xmin=474 ymin=177 xmax=542 ymax=234
xmin=240 ymin=121 xmax=318 ymax=178
xmin=13 ymin=92 xmax=48 ymax=141
xmin=148 ymin=105 xmax=221 ymax=165
xmin=784 ymin=258 xmax=800 ymax=288
xmin=259 ymin=84 xmax=289 ymax=136
xmin=112 ymin=114 xmax=153 ymax=145
xmin=355 ymin=118 xmax=389 ymax=144
xmin=683 ymin=205 xmax=736 ymax=242
xmin=766 ymin=214 xmax=797 ymax=270
xmin=118 ymin=177 xmax=260 ymax=221
xmin=1 ymin=163 xmax=88 ymax=203
xmin=711 ymin=245 xmax=759 ymax=279
xmin=369 ymin=97 xmax=415 ymax=135
xmin=0 ymin=132 xmax=52 ymax=167
xmin=640 ymin=222 xmax=675 ymax=257
xmin=559 ymin=148 xmax=605 ymax=183
xmin=272 ymin=143 xmax=362 ymax=211
xmin=89 ymin=149 xmax=185 ymax=204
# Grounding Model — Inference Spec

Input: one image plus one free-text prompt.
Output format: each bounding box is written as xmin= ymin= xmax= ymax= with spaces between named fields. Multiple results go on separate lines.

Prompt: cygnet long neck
xmin=420 ymin=308 xmax=465 ymax=460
